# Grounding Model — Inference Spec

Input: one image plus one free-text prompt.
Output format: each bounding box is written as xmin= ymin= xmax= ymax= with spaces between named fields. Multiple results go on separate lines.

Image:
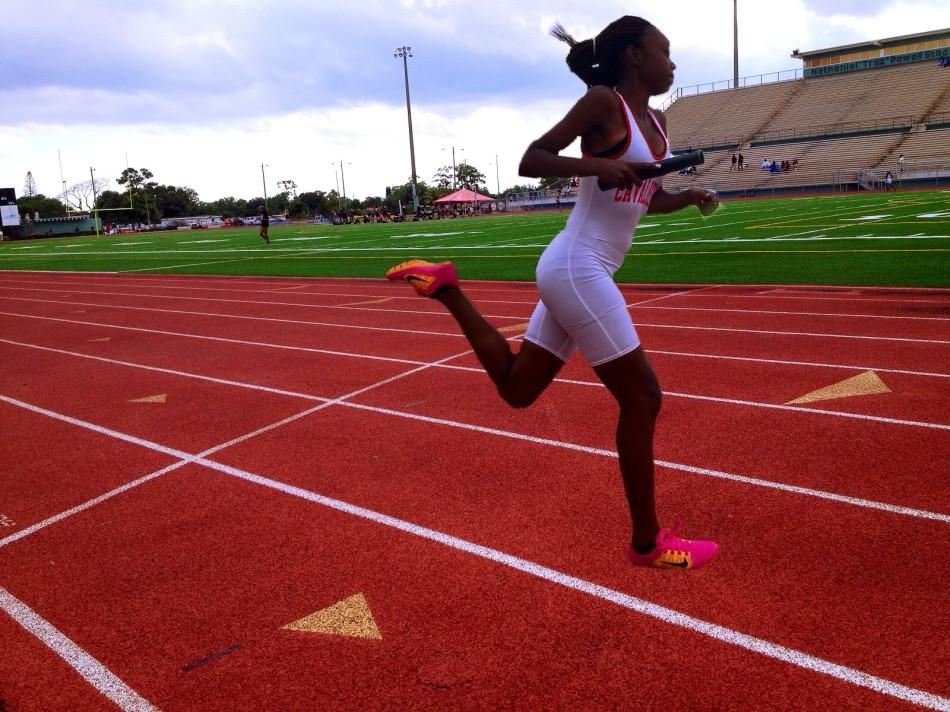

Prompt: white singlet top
xmin=523 ymin=92 xmax=673 ymax=366
xmin=554 ymin=91 xmax=671 ymax=271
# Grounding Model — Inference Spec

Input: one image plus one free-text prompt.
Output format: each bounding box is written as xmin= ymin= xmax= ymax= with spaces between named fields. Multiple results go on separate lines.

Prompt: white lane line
xmin=4 ymin=296 xmax=461 ymax=338
xmin=4 ymin=278 xmax=945 ymax=323
xmin=1 ymin=344 xmax=945 ymax=519
xmin=0 ymin=341 xmax=482 ymax=550
xmin=1 ymin=271 xmax=946 ymax=294
xmin=3 ymin=310 xmax=949 ymax=387
xmin=5 ymin=285 xmax=949 ymax=344
xmin=0 ymin=587 xmax=158 ymax=711
xmin=0 ymin=397 xmax=947 ymax=711
xmin=0 ymin=311 xmax=425 ymax=366
xmin=3 ymin=312 xmax=950 ymax=426
xmin=4 ymin=273 xmax=947 ymax=312
xmin=637 ymin=304 xmax=950 ymax=323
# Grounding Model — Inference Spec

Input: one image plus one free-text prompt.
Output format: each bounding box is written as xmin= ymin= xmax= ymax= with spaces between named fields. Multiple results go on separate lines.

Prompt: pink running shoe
xmin=386 ymin=259 xmax=458 ymax=298
xmin=628 ymin=522 xmax=718 ymax=570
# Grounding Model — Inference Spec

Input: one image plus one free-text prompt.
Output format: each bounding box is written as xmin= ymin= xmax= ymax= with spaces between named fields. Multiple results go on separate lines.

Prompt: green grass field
xmin=2 ymin=190 xmax=949 ymax=286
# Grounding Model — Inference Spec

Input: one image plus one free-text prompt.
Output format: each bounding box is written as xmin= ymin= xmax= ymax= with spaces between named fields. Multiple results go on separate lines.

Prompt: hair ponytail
xmin=551 ymin=16 xmax=654 ymax=88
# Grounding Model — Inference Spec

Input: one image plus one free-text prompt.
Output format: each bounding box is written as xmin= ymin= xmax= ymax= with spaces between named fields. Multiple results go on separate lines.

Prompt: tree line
xmin=15 ymin=163 xmax=555 ymax=224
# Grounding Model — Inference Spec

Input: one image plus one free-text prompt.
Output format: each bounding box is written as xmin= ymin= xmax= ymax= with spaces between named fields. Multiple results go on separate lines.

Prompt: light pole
xmin=333 ymin=161 xmax=352 ymax=210
xmin=331 ymin=164 xmax=341 ymax=210
xmin=442 ymin=146 xmax=464 ymax=190
xmin=394 ymin=46 xmax=419 ymax=214
xmin=261 ymin=163 xmax=269 ymax=210
xmin=733 ymin=0 xmax=739 ymax=89
xmin=494 ymin=154 xmax=500 ymax=195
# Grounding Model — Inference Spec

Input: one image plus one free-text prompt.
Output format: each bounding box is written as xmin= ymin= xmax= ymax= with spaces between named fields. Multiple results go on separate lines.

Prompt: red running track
xmin=0 ymin=271 xmax=948 ymax=711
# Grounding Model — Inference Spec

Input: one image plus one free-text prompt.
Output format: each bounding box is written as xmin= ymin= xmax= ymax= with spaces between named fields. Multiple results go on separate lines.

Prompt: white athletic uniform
xmin=524 ymin=92 xmax=672 ymax=366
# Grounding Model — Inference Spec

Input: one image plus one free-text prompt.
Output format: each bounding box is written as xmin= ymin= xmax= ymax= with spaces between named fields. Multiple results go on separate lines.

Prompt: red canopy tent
xmin=433 ymin=187 xmax=493 ymax=203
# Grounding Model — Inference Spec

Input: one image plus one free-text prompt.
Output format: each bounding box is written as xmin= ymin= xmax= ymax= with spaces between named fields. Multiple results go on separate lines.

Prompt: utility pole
xmin=89 ymin=167 xmax=98 ymax=209
xmin=394 ymin=46 xmax=419 ymax=214
xmin=494 ymin=154 xmax=500 ymax=195
xmin=733 ymin=0 xmax=739 ymax=89
xmin=261 ymin=163 xmax=269 ymax=210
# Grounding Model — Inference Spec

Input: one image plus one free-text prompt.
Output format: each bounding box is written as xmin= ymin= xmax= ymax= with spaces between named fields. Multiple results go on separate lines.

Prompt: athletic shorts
xmin=523 ymin=248 xmax=640 ymax=367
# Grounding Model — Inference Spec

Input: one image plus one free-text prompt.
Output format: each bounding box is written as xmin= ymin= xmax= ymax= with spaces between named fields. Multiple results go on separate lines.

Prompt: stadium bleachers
xmin=660 ymin=60 xmax=950 ymax=194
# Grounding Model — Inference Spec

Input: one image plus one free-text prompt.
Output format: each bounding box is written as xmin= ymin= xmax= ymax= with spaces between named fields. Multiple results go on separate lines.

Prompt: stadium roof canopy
xmin=792 ymin=27 xmax=950 ymax=59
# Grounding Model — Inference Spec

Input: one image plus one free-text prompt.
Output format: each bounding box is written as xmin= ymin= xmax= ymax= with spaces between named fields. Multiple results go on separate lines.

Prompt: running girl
xmin=387 ymin=16 xmax=719 ymax=569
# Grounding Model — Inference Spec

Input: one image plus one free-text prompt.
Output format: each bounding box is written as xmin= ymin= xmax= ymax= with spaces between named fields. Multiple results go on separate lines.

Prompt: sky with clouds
xmin=3 ymin=0 xmax=948 ymax=203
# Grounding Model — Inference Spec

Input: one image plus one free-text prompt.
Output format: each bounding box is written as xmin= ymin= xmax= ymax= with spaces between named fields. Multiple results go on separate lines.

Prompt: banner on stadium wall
xmin=804 ymin=45 xmax=950 ymax=77
xmin=0 ymin=188 xmax=18 ymax=227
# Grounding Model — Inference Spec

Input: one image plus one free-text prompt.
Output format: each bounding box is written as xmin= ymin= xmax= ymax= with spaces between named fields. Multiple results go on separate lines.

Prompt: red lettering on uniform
xmin=614 ymin=187 xmax=633 ymax=203
xmin=635 ymin=180 xmax=660 ymax=207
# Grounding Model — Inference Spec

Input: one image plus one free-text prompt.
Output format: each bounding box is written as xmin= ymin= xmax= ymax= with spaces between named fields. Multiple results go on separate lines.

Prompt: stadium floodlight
xmin=394 ymin=46 xmax=419 ymax=213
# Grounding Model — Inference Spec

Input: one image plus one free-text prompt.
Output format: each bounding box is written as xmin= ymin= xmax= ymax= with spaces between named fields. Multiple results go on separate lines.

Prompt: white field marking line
xmin=0 ymin=399 xmax=947 ymax=712
xmin=28 ymin=234 xmax=949 ymax=256
xmin=10 ymin=285 xmax=950 ymax=344
xmin=1 ymin=344 xmax=947 ymax=520
xmin=5 ymin=296 xmax=462 ymax=338
xmin=5 ymin=336 xmax=948 ymax=437
xmin=0 ymin=588 xmax=158 ymax=712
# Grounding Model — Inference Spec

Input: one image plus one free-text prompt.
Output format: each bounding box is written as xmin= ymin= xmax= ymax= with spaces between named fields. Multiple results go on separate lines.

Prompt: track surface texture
xmin=1 ymin=271 xmax=948 ymax=711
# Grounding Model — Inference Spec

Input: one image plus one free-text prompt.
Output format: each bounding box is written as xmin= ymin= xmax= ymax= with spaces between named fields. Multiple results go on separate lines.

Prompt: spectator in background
xmin=769 ymin=161 xmax=781 ymax=173
xmin=898 ymin=153 xmax=905 ymax=173
xmin=730 ymin=153 xmax=737 ymax=171
xmin=761 ymin=158 xmax=770 ymax=170
xmin=259 ymin=206 xmax=270 ymax=243
xmin=885 ymin=171 xmax=896 ymax=191
xmin=738 ymin=153 xmax=745 ymax=171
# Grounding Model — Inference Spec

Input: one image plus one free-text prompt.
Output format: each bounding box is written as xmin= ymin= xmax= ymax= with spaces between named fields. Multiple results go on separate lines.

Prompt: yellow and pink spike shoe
xmin=628 ymin=522 xmax=718 ymax=570
xmin=386 ymin=259 xmax=458 ymax=298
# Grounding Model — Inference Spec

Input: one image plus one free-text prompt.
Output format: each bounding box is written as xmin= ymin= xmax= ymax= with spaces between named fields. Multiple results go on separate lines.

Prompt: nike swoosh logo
xmin=406 ymin=275 xmax=427 ymax=284
xmin=659 ymin=558 xmax=689 ymax=568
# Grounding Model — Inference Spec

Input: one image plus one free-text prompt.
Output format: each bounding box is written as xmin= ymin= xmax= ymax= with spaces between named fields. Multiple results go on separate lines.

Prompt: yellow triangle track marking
xmin=785 ymin=371 xmax=890 ymax=405
xmin=88 ymin=337 xmax=111 ymax=342
xmin=128 ymin=394 xmax=167 ymax=403
xmin=282 ymin=592 xmax=381 ymax=639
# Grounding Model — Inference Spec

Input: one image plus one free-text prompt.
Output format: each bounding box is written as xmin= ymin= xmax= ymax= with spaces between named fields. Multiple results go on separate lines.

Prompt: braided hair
xmin=551 ymin=16 xmax=655 ymax=87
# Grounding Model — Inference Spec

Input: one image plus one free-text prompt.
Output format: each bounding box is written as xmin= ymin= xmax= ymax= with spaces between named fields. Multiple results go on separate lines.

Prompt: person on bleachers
xmin=792 ymin=159 xmax=799 ymax=170
xmin=769 ymin=161 xmax=781 ymax=173
xmin=761 ymin=158 xmax=770 ymax=169
xmin=730 ymin=153 xmax=737 ymax=171
xmin=898 ymin=153 xmax=905 ymax=173
xmin=738 ymin=153 xmax=745 ymax=171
